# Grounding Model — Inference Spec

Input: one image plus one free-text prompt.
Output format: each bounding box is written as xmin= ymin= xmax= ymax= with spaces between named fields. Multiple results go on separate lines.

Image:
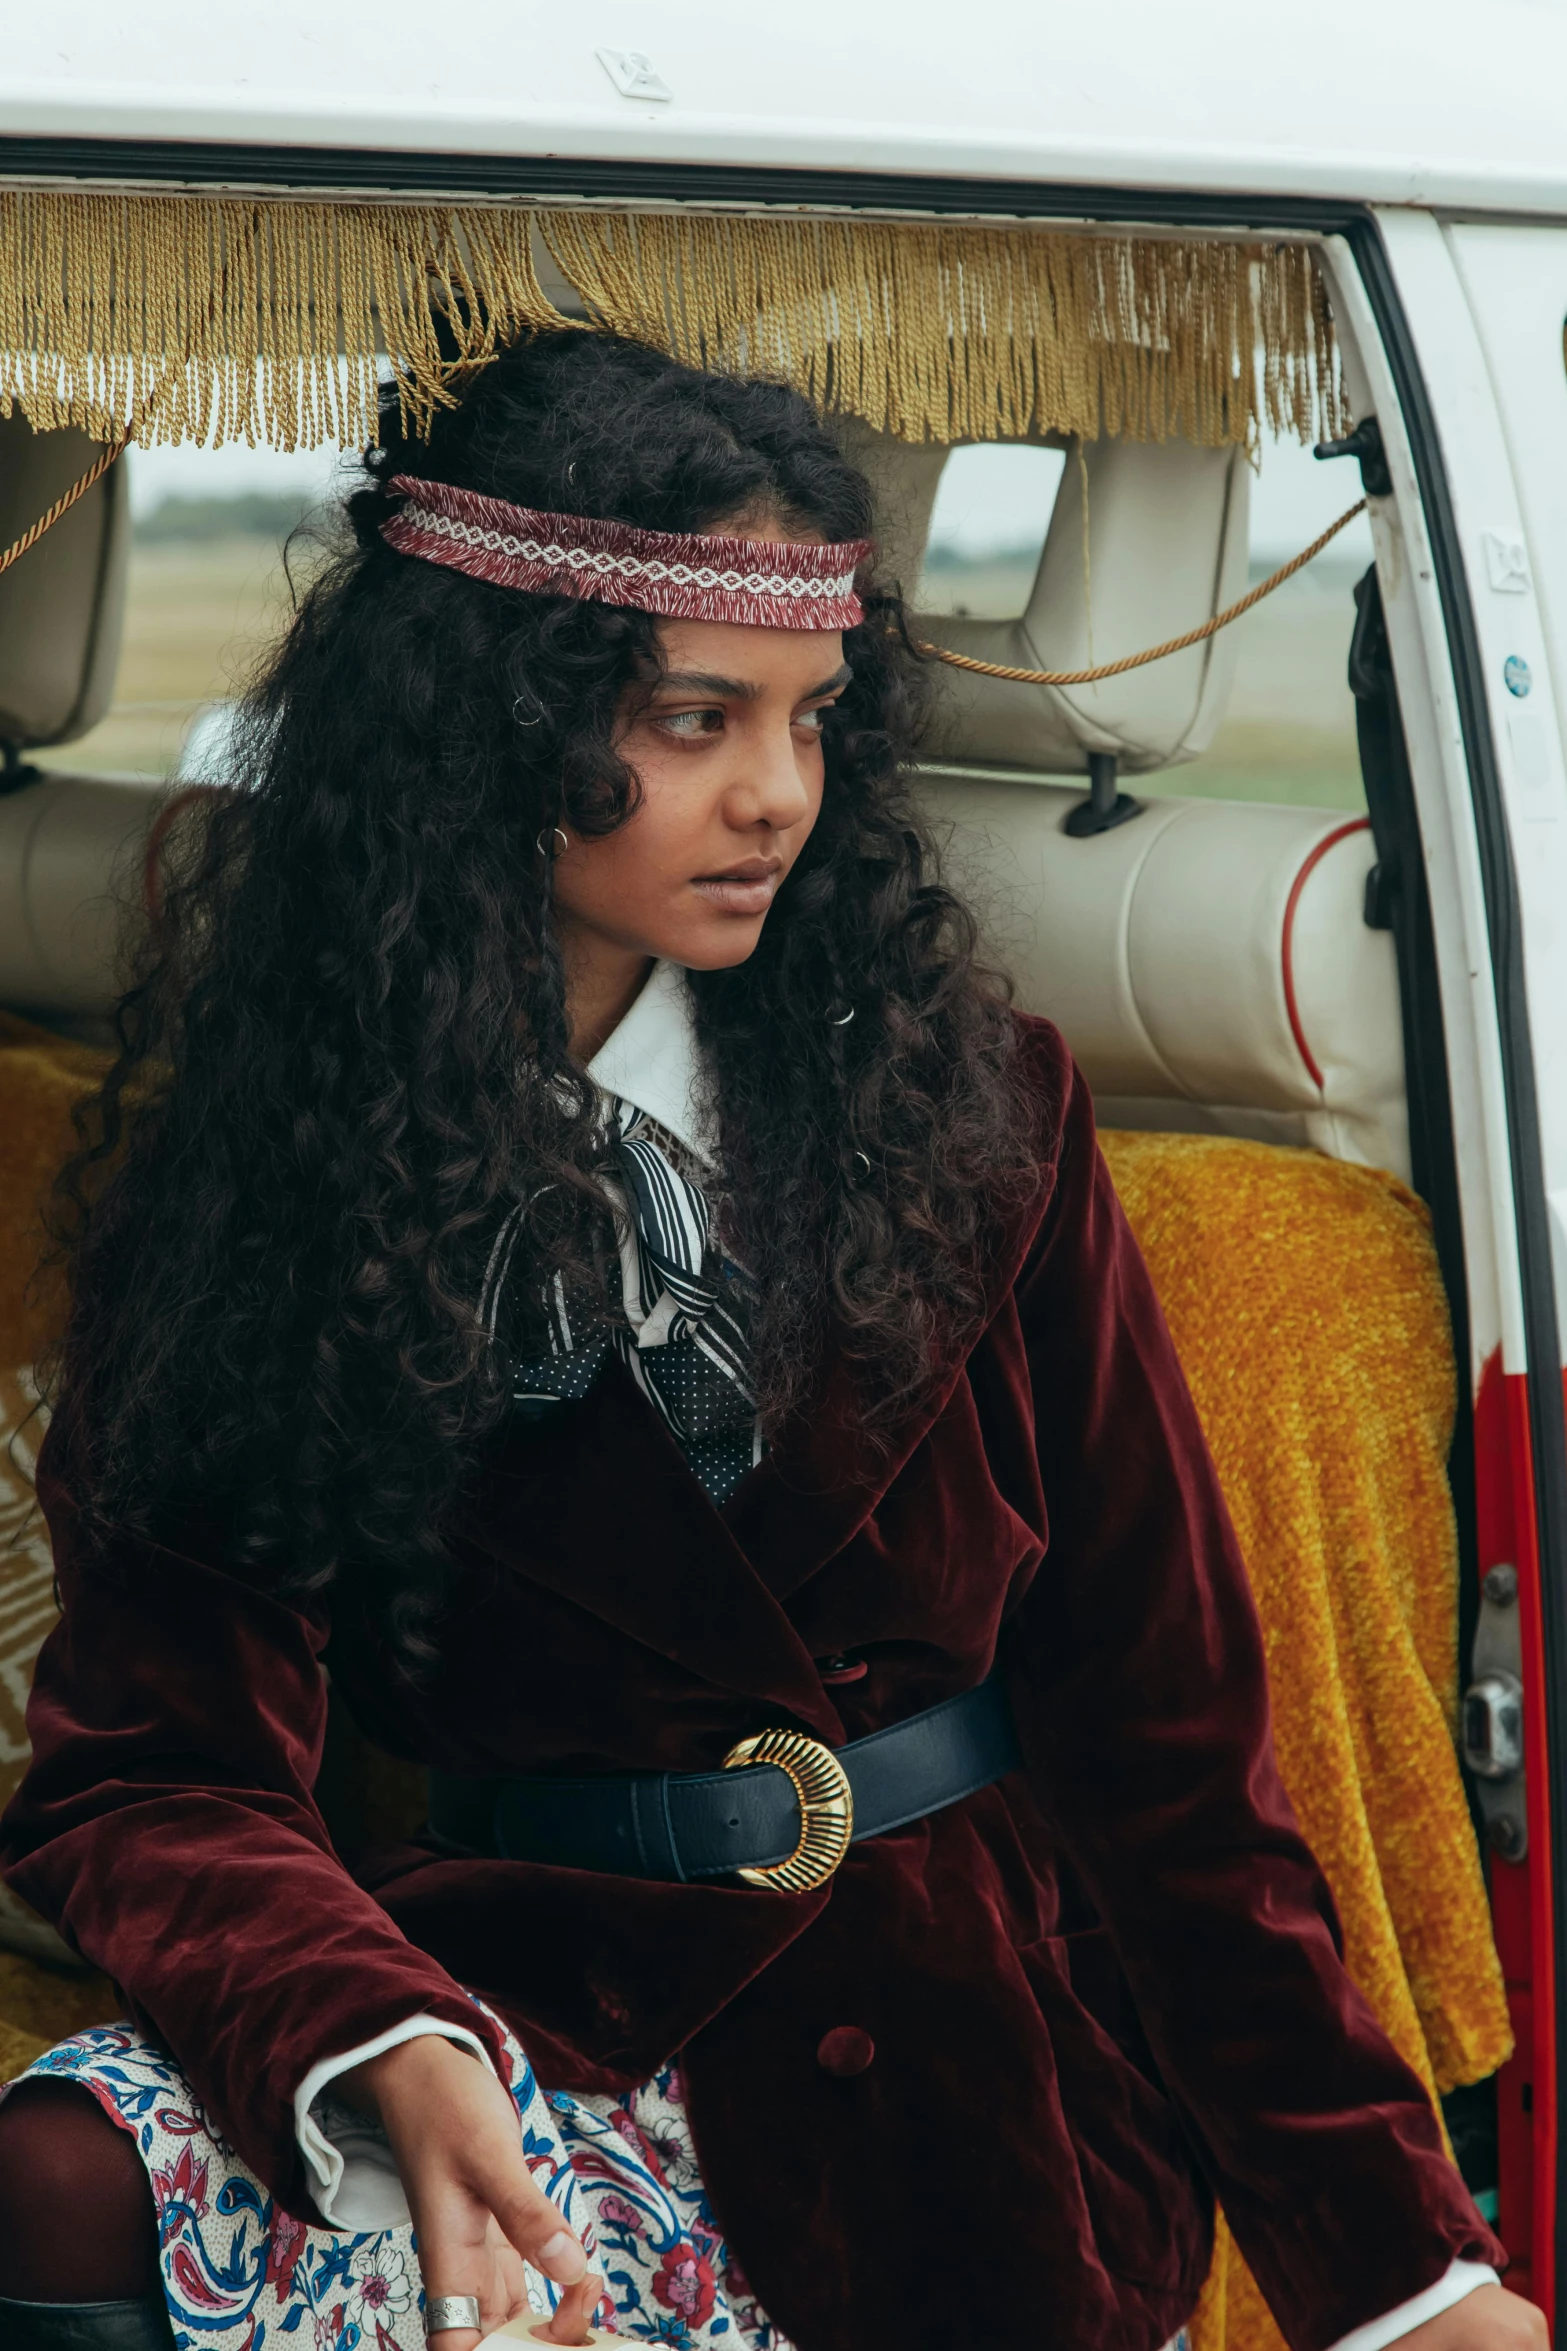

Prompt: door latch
xmin=1464 ymin=1675 xmax=1524 ymax=1780
xmin=1462 ymin=1563 xmax=1528 ymax=1859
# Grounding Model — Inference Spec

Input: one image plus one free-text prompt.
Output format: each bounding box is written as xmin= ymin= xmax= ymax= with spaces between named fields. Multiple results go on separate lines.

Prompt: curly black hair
xmin=51 ymin=329 xmax=1039 ymax=1671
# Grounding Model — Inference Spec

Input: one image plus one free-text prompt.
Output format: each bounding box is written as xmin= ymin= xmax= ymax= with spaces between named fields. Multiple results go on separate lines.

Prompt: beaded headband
xmin=382 ymin=476 xmax=870 ymax=629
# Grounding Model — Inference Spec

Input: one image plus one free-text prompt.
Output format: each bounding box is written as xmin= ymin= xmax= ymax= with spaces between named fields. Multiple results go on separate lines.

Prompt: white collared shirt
xmin=585 ymin=958 xmax=717 ymax=1169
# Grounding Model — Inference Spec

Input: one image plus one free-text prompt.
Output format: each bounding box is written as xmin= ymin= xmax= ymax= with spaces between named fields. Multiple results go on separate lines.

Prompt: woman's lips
xmin=691 ymin=861 xmax=781 ymax=916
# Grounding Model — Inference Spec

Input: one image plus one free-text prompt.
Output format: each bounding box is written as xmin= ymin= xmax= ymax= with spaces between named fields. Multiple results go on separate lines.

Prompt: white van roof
xmin=4 ymin=0 xmax=1566 ymax=220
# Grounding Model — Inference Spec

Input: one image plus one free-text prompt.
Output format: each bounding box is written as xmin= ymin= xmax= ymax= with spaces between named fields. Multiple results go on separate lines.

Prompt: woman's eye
xmin=655 ymin=707 xmax=723 ymax=738
xmin=795 ymin=707 xmax=828 ymax=734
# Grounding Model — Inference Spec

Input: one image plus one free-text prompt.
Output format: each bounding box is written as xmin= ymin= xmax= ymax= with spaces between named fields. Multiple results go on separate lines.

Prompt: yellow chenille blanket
xmin=0 ymin=1017 xmax=1513 ymax=2350
xmin=1101 ymin=1129 xmax=1512 ymax=2351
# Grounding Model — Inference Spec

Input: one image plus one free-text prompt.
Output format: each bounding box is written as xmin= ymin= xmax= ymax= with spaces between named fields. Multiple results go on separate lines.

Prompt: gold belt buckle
xmin=721 ymin=1727 xmax=855 ymax=1893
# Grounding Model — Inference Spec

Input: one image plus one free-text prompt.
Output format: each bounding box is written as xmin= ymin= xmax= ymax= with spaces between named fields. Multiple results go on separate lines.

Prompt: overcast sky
xmin=126 ymin=420 xmax=1373 ymax=571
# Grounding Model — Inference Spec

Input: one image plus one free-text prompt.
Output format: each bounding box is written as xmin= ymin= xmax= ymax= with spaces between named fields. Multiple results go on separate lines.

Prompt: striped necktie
xmin=488 ymin=1102 xmax=759 ymax=1504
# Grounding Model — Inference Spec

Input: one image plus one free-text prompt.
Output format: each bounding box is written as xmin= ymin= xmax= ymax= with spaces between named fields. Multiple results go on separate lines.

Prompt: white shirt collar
xmin=586 ymin=960 xmax=718 ymax=1169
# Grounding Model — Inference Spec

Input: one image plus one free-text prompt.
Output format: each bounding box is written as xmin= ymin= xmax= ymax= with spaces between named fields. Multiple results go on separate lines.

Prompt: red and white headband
xmin=382 ymin=475 xmax=870 ymax=630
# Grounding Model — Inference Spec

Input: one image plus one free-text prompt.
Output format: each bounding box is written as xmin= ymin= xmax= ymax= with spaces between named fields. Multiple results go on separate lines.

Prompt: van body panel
xmin=2 ymin=1 xmax=1567 ymax=217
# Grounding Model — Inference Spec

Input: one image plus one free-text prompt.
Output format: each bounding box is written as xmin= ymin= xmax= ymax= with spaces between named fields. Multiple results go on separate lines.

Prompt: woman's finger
xmin=479 ymin=2168 xmax=603 ymax=2342
xmin=416 ymin=2257 xmax=501 ymax=2351
xmin=417 ymin=2206 xmax=533 ymax=2348
xmin=482 ymin=2167 xmax=592 ymax=2293
xmin=425 ymin=2283 xmax=601 ymax=2351
xmin=423 ymin=2264 xmax=601 ymax=2351
xmin=530 ymin=2267 xmax=606 ymax=2345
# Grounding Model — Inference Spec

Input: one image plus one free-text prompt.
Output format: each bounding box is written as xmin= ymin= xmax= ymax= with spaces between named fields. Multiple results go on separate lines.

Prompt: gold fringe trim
xmin=545 ymin=211 xmax=1344 ymax=449
xmin=0 ymin=191 xmax=564 ymax=450
xmin=0 ymin=188 xmax=1347 ymax=454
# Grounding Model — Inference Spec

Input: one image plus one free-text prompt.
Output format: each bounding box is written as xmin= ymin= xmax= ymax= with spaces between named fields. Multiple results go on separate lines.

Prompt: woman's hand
xmin=1399 ymin=2285 xmax=1550 ymax=2351
xmin=341 ymin=2033 xmax=602 ymax=2349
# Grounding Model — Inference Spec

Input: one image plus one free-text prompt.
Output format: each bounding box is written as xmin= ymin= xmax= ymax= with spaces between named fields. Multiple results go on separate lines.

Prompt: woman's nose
xmin=727 ymin=718 xmax=814 ymax=831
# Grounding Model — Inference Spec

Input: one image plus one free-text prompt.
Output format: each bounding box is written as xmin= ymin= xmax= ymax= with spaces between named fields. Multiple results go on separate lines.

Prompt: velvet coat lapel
xmin=463 ymin=1353 xmax=842 ymax=1741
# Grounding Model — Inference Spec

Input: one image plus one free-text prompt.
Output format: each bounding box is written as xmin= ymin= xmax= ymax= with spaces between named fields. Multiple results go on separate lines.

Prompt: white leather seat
xmin=0 ymin=770 xmax=1408 ymax=1182
xmin=0 ymin=771 xmax=165 ymax=1023
xmin=853 ymin=421 xmax=1403 ymax=1178
xmin=916 ymin=776 xmax=1407 ymax=1181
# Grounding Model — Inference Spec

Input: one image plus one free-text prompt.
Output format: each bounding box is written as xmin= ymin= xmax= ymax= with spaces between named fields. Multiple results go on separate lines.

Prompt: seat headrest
xmin=915 ymin=776 xmax=1407 ymax=1181
xmin=0 ymin=772 xmax=164 ymax=1023
xmin=0 ymin=415 xmax=129 ymax=752
xmin=844 ymin=421 xmax=1249 ymax=777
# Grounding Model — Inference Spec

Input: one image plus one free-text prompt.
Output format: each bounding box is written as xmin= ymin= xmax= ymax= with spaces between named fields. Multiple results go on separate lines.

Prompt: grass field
xmin=39 ymin=538 xmax=1367 ymax=817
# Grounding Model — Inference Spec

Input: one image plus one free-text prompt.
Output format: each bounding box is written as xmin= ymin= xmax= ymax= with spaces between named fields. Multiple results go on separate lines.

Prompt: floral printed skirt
xmin=6 ymin=2007 xmax=790 ymax=2350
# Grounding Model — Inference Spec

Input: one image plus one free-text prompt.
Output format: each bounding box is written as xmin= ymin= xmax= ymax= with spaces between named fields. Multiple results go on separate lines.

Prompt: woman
xmin=0 ymin=330 xmax=1538 ymax=2351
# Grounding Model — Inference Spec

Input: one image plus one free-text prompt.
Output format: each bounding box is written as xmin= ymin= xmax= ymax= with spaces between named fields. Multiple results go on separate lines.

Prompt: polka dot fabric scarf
xmin=486 ymin=1102 xmax=759 ymax=1504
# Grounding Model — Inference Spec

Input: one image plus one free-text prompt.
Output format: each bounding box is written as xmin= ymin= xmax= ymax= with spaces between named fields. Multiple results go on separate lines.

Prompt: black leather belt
xmin=428 ymin=1675 xmax=1020 ymax=1893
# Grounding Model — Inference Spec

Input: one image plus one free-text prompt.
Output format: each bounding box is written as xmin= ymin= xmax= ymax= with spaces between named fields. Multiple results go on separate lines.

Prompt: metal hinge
xmin=1462 ymin=1563 xmax=1528 ymax=1859
xmin=1313 ymin=415 xmax=1393 ymax=500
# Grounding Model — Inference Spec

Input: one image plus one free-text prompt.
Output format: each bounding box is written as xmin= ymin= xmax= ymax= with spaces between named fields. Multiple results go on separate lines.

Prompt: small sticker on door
xmin=1504 ymin=655 xmax=1533 ymax=698
xmin=597 ymin=48 xmax=673 ymax=101
xmin=1483 ymin=531 xmax=1532 ymax=594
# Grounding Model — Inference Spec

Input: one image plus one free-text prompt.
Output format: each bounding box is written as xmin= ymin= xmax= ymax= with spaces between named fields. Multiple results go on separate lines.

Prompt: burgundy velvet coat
xmin=2 ymin=1022 xmax=1499 ymax=2351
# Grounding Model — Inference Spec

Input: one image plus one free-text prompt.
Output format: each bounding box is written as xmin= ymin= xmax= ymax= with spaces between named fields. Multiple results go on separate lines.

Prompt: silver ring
xmin=425 ymin=2296 xmax=483 ymax=2336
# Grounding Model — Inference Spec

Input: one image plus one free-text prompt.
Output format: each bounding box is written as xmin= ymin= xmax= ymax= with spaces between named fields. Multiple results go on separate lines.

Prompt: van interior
xmin=0 ymin=233 xmax=1518 ymax=2351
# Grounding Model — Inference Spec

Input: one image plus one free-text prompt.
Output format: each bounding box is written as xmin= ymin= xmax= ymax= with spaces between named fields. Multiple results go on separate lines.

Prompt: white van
xmin=0 ymin=3 xmax=1563 ymax=2333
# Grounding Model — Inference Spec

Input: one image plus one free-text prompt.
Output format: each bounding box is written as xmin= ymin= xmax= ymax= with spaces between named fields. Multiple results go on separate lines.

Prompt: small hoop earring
xmin=852 ymin=1150 xmax=872 ymax=1176
xmin=831 ymin=1006 xmax=856 ymax=1026
xmin=536 ymin=826 xmax=569 ymax=859
xmin=513 ymin=698 xmax=543 ymax=729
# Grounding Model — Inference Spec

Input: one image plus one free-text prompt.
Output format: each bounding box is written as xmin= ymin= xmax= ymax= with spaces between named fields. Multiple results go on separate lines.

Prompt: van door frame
xmin=1327 ymin=212 xmax=1567 ymax=2312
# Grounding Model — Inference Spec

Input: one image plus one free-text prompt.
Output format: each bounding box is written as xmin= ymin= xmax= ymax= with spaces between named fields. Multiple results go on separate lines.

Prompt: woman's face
xmin=549 ymin=612 xmax=848 ymax=1026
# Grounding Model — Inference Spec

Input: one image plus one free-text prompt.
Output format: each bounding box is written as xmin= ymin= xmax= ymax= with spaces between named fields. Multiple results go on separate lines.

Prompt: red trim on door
xmin=1474 ymin=1348 xmax=1557 ymax=2311
xmin=1279 ymin=818 xmax=1372 ymax=1091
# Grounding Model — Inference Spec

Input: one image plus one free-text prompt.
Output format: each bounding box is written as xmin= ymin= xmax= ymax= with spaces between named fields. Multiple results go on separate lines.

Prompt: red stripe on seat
xmin=1280 ymin=817 xmax=1372 ymax=1092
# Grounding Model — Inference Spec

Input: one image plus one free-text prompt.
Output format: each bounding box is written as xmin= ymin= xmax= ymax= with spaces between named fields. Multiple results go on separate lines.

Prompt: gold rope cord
xmin=0 ymin=189 xmax=1348 ymax=455
xmin=920 ymin=495 xmax=1368 ymax=689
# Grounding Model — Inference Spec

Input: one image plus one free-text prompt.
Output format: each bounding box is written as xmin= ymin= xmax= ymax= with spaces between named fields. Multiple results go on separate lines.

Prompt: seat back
xmin=916 ymin=777 xmax=1407 ymax=1180
xmin=0 ymin=415 xmax=129 ymax=753
xmin=0 ymin=769 xmax=1406 ymax=1177
xmin=0 ymin=772 xmax=164 ymax=1028
xmin=843 ymin=421 xmax=1250 ymax=775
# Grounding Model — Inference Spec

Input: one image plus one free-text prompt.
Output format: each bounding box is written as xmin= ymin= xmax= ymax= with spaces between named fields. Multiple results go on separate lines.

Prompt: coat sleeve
xmin=1006 ymin=1042 xmax=1502 ymax=2351
xmin=0 ymin=1415 xmax=507 ymax=2211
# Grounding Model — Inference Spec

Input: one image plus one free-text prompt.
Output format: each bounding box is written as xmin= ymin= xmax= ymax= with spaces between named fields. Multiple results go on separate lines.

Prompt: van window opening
xmin=30 ymin=436 xmax=343 ymax=788
xmin=917 ymin=443 xmax=1067 ymax=622
xmin=1142 ymin=428 xmax=1376 ymax=816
